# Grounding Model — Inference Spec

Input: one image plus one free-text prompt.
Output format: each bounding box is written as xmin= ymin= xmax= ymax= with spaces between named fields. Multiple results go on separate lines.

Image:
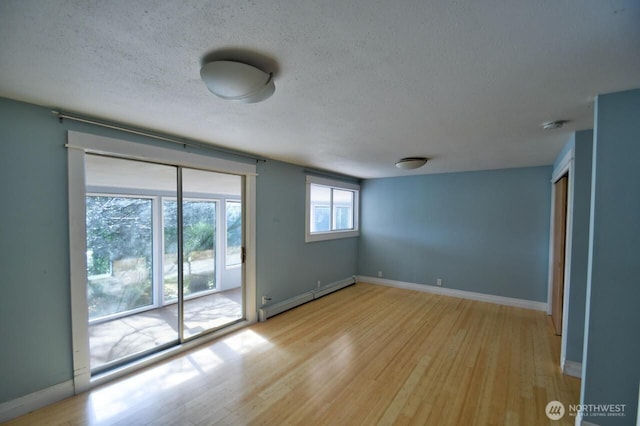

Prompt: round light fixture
xmin=200 ymin=60 xmax=275 ymax=103
xmin=395 ymin=157 xmax=429 ymax=170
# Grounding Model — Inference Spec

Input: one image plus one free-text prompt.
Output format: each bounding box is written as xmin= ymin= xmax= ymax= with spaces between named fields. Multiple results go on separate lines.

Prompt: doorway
xmin=551 ymin=174 xmax=568 ymax=336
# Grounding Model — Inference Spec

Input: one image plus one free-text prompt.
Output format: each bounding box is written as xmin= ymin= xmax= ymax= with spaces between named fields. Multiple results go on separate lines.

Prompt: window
xmin=164 ymin=199 xmax=217 ymax=299
xmin=226 ymin=200 xmax=242 ymax=267
xmin=86 ymin=195 xmax=154 ymax=319
xmin=306 ymin=175 xmax=359 ymax=242
xmin=86 ymin=193 xmax=221 ymax=323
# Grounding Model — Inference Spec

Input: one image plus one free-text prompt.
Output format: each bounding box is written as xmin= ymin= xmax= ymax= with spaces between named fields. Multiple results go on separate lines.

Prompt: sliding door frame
xmin=67 ymin=131 xmax=257 ymax=393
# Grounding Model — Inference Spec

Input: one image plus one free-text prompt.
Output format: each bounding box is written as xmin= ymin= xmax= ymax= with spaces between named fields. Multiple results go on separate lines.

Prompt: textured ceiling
xmin=1 ymin=0 xmax=639 ymax=178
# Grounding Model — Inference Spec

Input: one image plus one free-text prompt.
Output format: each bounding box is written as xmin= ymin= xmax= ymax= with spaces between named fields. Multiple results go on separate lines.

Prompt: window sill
xmin=305 ymin=230 xmax=359 ymax=243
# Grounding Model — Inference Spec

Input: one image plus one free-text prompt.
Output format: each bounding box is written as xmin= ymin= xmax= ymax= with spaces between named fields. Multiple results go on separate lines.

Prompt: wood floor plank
xmin=5 ymin=283 xmax=581 ymax=425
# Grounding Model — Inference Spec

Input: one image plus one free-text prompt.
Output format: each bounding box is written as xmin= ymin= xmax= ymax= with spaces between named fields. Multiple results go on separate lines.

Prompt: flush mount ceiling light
xmin=542 ymin=120 xmax=569 ymax=130
xmin=395 ymin=157 xmax=429 ymax=170
xmin=200 ymin=60 xmax=275 ymax=103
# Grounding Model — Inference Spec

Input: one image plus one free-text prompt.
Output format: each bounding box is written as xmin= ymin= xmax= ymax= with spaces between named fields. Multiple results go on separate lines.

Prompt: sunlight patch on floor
xmin=223 ymin=329 xmax=272 ymax=355
xmin=88 ymin=349 xmax=223 ymax=422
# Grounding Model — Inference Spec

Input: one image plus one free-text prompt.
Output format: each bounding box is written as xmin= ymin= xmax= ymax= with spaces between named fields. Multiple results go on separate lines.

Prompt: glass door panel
xmin=84 ymin=155 xmax=245 ymax=371
xmin=182 ymin=168 xmax=243 ymax=339
xmin=85 ymin=154 xmax=179 ymax=373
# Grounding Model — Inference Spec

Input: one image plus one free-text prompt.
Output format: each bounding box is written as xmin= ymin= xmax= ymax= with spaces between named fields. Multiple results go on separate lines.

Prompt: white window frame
xmin=305 ymin=175 xmax=360 ymax=243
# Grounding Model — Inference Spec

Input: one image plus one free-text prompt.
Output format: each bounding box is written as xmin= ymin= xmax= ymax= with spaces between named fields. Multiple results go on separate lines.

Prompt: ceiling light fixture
xmin=200 ymin=60 xmax=275 ymax=103
xmin=542 ymin=120 xmax=568 ymax=130
xmin=395 ymin=157 xmax=429 ymax=170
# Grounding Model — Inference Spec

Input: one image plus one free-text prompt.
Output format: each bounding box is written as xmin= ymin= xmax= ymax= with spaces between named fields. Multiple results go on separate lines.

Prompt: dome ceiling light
xmin=395 ymin=157 xmax=429 ymax=170
xmin=200 ymin=60 xmax=275 ymax=103
xmin=541 ymin=120 xmax=569 ymax=130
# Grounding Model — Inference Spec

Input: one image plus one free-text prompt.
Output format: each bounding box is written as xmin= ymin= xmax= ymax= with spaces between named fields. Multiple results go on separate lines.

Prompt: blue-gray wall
xmin=559 ymin=130 xmax=593 ymax=364
xmin=581 ymin=89 xmax=640 ymax=425
xmin=0 ymin=99 xmax=72 ymax=403
xmin=256 ymin=160 xmax=359 ymax=302
xmin=0 ymin=96 xmax=358 ymax=404
xmin=358 ymin=166 xmax=551 ymax=301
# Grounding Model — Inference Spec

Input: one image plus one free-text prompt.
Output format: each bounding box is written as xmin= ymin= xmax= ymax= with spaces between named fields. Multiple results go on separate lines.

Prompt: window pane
xmin=183 ymin=200 xmax=216 ymax=297
xmin=310 ymin=185 xmax=331 ymax=232
xmin=314 ymin=206 xmax=331 ymax=232
xmin=164 ymin=200 xmax=217 ymax=299
xmin=334 ymin=206 xmax=352 ymax=230
xmin=163 ymin=200 xmax=178 ymax=301
xmin=332 ymin=189 xmax=354 ymax=230
xmin=226 ymin=201 xmax=242 ymax=267
xmin=86 ymin=196 xmax=153 ymax=319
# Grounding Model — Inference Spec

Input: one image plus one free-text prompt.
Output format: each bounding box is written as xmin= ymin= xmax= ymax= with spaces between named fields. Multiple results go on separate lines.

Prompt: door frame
xmin=547 ymin=148 xmax=575 ymax=371
xmin=67 ymin=131 xmax=257 ymax=393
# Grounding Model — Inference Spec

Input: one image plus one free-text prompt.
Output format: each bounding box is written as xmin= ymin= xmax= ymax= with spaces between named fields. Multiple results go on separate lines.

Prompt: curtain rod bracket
xmin=52 ymin=110 xmax=64 ymax=123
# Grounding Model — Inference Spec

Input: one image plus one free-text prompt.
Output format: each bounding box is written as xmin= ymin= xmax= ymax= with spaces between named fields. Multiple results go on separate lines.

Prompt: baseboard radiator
xmin=258 ymin=276 xmax=356 ymax=322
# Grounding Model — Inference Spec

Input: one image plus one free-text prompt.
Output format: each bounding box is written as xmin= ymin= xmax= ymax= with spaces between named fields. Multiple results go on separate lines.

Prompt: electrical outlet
xmin=262 ymin=295 xmax=271 ymax=305
xmin=436 ymin=278 xmax=442 ymax=286
xmin=317 ymin=280 xmax=321 ymax=288
xmin=378 ymin=270 xmax=383 ymax=277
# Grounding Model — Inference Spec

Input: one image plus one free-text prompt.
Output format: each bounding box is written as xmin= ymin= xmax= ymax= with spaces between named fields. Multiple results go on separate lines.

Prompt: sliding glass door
xmin=85 ymin=155 xmax=243 ymax=373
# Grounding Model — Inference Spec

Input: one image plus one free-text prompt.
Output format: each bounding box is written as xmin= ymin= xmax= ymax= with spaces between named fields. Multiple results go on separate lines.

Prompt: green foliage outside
xmin=163 ymin=200 xmax=216 ymax=296
xmin=86 ymin=196 xmax=153 ymax=319
xmin=86 ymin=196 xmax=218 ymax=319
xmin=226 ymin=201 xmax=242 ymax=265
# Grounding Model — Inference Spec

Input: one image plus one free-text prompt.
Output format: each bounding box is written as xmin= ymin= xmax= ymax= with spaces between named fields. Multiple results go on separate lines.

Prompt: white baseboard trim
xmin=562 ymin=359 xmax=582 ymax=378
xmin=258 ymin=292 xmax=314 ymax=321
xmin=357 ymin=276 xmax=547 ymax=311
xmin=258 ymin=276 xmax=356 ymax=321
xmin=313 ymin=276 xmax=356 ymax=299
xmin=0 ymin=380 xmax=74 ymax=423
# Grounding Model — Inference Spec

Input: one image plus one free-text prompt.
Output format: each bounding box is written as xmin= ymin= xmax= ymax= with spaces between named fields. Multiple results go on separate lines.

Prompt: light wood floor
xmin=7 ymin=283 xmax=580 ymax=425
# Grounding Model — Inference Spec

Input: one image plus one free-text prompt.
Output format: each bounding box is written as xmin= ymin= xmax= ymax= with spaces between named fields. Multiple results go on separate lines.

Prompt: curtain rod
xmin=52 ymin=110 xmax=267 ymax=163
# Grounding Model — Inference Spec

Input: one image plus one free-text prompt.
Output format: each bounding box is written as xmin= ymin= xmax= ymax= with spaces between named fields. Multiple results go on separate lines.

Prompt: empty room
xmin=0 ymin=1 xmax=639 ymax=425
